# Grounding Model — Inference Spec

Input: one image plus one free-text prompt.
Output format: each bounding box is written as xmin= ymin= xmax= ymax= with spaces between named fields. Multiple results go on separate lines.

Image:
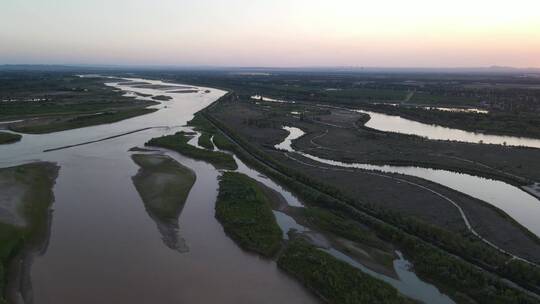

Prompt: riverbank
xmin=216 ymin=172 xmax=282 ymax=257
xmin=200 ymin=92 xmax=540 ymax=303
xmin=355 ymin=103 xmax=540 ymax=140
xmin=9 ymin=108 xmax=157 ymax=134
xmin=214 ymin=168 xmax=422 ymax=302
xmin=0 ymin=162 xmax=59 ymax=302
xmin=146 ymin=131 xmax=237 ymax=170
xmin=277 ymin=239 xmax=414 ymax=304
xmin=1 ymin=73 xmax=159 ymax=134
xmin=0 ymin=132 xmax=21 ymax=145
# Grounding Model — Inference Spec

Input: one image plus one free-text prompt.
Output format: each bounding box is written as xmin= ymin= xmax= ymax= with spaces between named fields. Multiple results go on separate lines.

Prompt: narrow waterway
xmin=358 ymin=109 xmax=540 ymax=149
xmin=215 ymin=140 xmax=455 ymax=304
xmin=277 ymin=126 xmax=540 ymax=238
xmin=1 ymin=77 xmax=318 ymax=304
xmin=252 ymin=95 xmax=540 ymax=148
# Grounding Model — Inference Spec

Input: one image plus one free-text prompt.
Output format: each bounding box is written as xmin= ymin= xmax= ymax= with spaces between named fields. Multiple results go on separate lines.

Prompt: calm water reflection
xmin=358 ymin=110 xmax=540 ymax=149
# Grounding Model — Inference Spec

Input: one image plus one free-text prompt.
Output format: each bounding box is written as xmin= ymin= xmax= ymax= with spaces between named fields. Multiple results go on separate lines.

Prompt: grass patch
xmin=303 ymin=207 xmax=389 ymax=251
xmin=325 ymin=88 xmax=408 ymax=102
xmin=212 ymin=132 xmax=235 ymax=151
xmin=0 ymin=132 xmax=21 ymax=145
xmin=409 ymin=92 xmax=479 ymax=105
xmin=188 ymin=114 xmax=217 ymax=150
xmin=359 ymin=103 xmax=540 ymax=139
xmin=187 ymin=113 xmax=216 ymax=133
xmin=203 ymin=102 xmax=540 ymax=303
xmin=0 ymin=162 xmax=59 ymax=302
xmin=131 ymin=154 xmax=196 ymax=221
xmin=10 ymin=108 xmax=156 ymax=134
xmin=188 ymin=113 xmax=235 ymax=151
xmin=216 ymin=172 xmax=282 ymax=257
xmin=146 ymin=131 xmax=237 ymax=170
xmin=0 ymin=73 xmax=151 ymax=118
xmin=151 ymin=95 xmax=172 ymax=101
xmin=278 ymin=239 xmax=413 ymax=304
xmin=198 ymin=132 xmax=214 ymax=150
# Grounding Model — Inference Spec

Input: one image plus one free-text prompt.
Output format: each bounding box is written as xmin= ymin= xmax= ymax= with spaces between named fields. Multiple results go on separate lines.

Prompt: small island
xmin=146 ymin=131 xmax=237 ymax=170
xmin=0 ymin=132 xmax=21 ymax=145
xmin=131 ymin=154 xmax=196 ymax=221
xmin=215 ymin=172 xmax=282 ymax=257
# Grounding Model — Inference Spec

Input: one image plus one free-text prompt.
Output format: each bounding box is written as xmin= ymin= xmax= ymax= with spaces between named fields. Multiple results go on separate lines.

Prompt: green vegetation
xmin=0 ymin=162 xmax=59 ymax=303
xmin=325 ymin=88 xmax=407 ymax=102
xmin=278 ymin=239 xmax=412 ymax=304
xmin=0 ymin=73 xmax=151 ymax=118
xmin=212 ymin=132 xmax=236 ymax=151
xmin=302 ymin=207 xmax=388 ymax=251
xmin=199 ymin=98 xmax=540 ymax=303
xmin=146 ymin=131 xmax=237 ymax=170
xmin=0 ymin=72 xmax=158 ymax=133
xmin=164 ymin=71 xmax=490 ymax=107
xmin=10 ymin=108 xmax=157 ymax=134
xmin=188 ymin=113 xmax=236 ymax=151
xmin=0 ymin=223 xmax=22 ymax=304
xmin=409 ymin=91 xmax=480 ymax=105
xmin=0 ymin=132 xmax=21 ymax=144
xmin=198 ymin=132 xmax=214 ymax=150
xmin=187 ymin=113 xmax=216 ymax=133
xmin=151 ymin=95 xmax=172 ymax=101
xmin=187 ymin=114 xmax=216 ymax=150
xmin=131 ymin=154 xmax=196 ymax=220
xmin=216 ymin=172 xmax=282 ymax=257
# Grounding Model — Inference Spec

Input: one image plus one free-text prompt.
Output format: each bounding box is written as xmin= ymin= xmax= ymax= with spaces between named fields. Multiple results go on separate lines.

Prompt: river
xmin=1 ymin=77 xmax=319 ymax=304
xmin=0 ymin=75 xmax=462 ymax=303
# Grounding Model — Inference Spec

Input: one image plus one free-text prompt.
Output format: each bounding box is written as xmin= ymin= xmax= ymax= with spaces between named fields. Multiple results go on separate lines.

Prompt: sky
xmin=1 ymin=0 xmax=539 ymax=68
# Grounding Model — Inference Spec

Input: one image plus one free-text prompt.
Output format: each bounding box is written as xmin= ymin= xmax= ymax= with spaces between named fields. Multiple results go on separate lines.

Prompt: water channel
xmin=277 ymin=126 xmax=540 ymax=239
xmin=1 ymin=78 xmax=318 ymax=304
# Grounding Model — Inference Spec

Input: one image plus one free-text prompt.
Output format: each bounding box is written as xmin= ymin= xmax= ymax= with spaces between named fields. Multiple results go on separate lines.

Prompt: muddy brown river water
xmin=1 ymin=78 xmax=319 ymax=304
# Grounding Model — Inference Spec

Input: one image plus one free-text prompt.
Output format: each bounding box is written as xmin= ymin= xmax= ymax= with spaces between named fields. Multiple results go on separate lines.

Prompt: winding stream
xmin=211 ymin=131 xmax=456 ymax=303
xmin=358 ymin=109 xmax=540 ymax=149
xmin=252 ymin=95 xmax=540 ymax=148
xmin=277 ymin=126 xmax=540 ymax=240
xmin=230 ymin=149 xmax=455 ymax=303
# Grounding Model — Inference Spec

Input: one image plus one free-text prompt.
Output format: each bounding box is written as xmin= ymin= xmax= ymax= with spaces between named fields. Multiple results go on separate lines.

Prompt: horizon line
xmin=1 ymin=63 xmax=540 ymax=72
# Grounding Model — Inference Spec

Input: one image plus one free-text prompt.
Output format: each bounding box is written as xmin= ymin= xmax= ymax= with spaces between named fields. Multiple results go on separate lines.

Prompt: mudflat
xmin=131 ymin=154 xmax=196 ymax=221
xmin=0 ymin=162 xmax=59 ymax=303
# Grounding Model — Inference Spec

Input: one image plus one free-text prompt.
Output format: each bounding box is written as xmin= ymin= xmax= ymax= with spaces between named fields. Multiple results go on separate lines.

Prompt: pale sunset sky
xmin=1 ymin=0 xmax=539 ymax=67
